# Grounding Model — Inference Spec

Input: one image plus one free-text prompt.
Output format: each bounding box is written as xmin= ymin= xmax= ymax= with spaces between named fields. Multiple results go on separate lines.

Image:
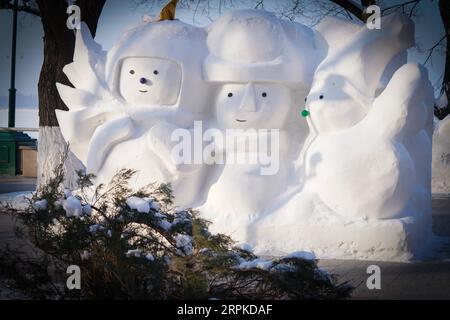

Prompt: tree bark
xmin=436 ymin=0 xmax=450 ymax=119
xmin=36 ymin=0 xmax=105 ymax=127
xmin=36 ymin=0 xmax=105 ymax=189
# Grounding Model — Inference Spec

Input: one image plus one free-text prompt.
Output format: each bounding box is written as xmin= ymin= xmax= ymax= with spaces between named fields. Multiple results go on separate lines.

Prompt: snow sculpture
xmin=250 ymin=15 xmax=435 ymax=261
xmin=56 ymin=10 xmax=435 ymax=261
xmin=302 ymin=14 xmax=433 ymax=220
xmin=198 ymin=10 xmax=325 ymax=241
xmin=432 ymin=116 xmax=450 ymax=193
xmin=56 ymin=20 xmax=211 ymax=207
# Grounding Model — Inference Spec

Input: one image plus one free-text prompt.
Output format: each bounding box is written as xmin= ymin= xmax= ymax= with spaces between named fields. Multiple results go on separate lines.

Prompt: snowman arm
xmin=368 ymin=63 xmax=429 ymax=141
xmin=148 ymin=122 xmax=179 ymax=174
xmin=86 ymin=116 xmax=134 ymax=174
xmin=55 ymin=102 xmax=124 ymax=163
xmin=148 ymin=122 xmax=205 ymax=175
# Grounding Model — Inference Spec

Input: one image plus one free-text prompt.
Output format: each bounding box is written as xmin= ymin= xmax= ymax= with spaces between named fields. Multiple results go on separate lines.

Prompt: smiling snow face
xmin=216 ymin=83 xmax=291 ymax=129
xmin=119 ymin=57 xmax=182 ymax=106
xmin=304 ymin=75 xmax=369 ymax=133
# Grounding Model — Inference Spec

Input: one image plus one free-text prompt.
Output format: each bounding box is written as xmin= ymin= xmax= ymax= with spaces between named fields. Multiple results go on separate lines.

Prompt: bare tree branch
xmin=424 ymin=35 xmax=446 ymax=65
xmin=0 ymin=0 xmax=40 ymax=16
xmin=329 ymin=0 xmax=364 ymax=21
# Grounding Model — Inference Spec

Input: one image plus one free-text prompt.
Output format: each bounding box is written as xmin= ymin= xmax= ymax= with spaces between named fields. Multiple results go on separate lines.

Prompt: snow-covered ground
xmin=0 ymin=108 xmax=38 ymax=139
xmin=0 ymin=192 xmax=33 ymax=210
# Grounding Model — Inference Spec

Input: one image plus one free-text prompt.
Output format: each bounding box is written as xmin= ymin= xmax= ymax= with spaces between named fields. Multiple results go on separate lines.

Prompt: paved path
xmin=316 ymin=195 xmax=450 ymax=299
xmin=432 ymin=194 xmax=450 ymax=236
xmin=318 ymin=259 xmax=450 ymax=299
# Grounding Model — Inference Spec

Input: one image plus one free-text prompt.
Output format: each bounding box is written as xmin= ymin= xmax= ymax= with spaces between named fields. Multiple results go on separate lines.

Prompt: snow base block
xmin=250 ymin=215 xmax=432 ymax=262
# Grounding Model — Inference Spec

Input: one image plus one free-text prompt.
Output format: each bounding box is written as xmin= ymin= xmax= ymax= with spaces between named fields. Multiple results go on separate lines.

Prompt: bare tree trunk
xmin=36 ymin=0 xmax=105 ymax=189
xmin=435 ymin=0 xmax=450 ymax=119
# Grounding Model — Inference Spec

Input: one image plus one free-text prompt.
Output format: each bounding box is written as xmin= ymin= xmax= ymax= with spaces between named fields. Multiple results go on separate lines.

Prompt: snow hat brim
xmin=204 ymin=54 xmax=310 ymax=84
xmin=203 ymin=9 xmax=323 ymax=86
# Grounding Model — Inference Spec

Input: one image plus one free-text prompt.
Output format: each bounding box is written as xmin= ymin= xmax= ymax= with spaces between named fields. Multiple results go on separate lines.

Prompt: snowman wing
xmin=56 ymin=22 xmax=118 ymax=165
xmin=369 ymin=63 xmax=431 ymax=141
xmin=57 ymin=21 xmax=109 ymax=111
xmin=55 ymin=105 xmax=121 ymax=165
xmin=56 ymin=83 xmax=101 ymax=111
xmin=62 ymin=22 xmax=109 ymax=99
xmin=86 ymin=115 xmax=134 ymax=174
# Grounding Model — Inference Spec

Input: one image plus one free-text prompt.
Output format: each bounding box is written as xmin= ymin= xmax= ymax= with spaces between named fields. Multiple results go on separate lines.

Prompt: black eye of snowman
xmin=262 ymin=92 xmax=267 ymax=98
xmin=153 ymin=70 xmax=159 ymax=75
xmin=129 ymin=70 xmax=135 ymax=75
xmin=305 ymin=97 xmax=307 ymax=102
xmin=228 ymin=93 xmax=233 ymax=98
xmin=319 ymin=95 xmax=324 ymax=100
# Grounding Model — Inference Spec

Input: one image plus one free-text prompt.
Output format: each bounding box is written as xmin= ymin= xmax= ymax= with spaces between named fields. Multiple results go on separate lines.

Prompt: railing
xmin=0 ymin=127 xmax=39 ymax=132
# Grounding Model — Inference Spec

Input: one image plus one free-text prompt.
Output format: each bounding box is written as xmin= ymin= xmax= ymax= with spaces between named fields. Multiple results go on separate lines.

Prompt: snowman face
xmin=305 ymin=77 xmax=368 ymax=133
xmin=118 ymin=57 xmax=182 ymax=106
xmin=216 ymin=83 xmax=291 ymax=129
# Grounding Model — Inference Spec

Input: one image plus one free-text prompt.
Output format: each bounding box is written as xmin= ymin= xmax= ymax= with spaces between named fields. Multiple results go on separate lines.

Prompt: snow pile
xmin=158 ymin=219 xmax=172 ymax=231
xmin=0 ymin=192 xmax=33 ymax=211
xmin=63 ymin=196 xmax=83 ymax=217
xmin=82 ymin=204 xmax=92 ymax=216
xmin=174 ymin=234 xmax=193 ymax=255
xmin=33 ymin=199 xmax=48 ymax=211
xmin=235 ymin=258 xmax=273 ymax=271
xmin=126 ymin=249 xmax=142 ymax=258
xmin=284 ymin=251 xmax=315 ymax=261
xmin=126 ymin=196 xmax=150 ymax=213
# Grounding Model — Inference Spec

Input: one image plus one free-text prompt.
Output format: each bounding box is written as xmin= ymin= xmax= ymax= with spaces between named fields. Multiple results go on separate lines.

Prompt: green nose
xmin=301 ymin=110 xmax=310 ymax=118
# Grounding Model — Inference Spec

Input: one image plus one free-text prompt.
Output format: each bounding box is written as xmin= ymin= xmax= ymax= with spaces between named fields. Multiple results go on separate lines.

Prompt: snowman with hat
xmin=198 ymin=9 xmax=325 ymax=243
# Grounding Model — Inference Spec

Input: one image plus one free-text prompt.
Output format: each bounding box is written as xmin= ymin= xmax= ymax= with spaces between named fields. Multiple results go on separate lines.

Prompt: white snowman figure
xmin=299 ymin=14 xmax=434 ymax=221
xmin=247 ymin=14 xmax=434 ymax=260
xmin=198 ymin=10 xmax=325 ymax=242
xmin=56 ymin=20 xmax=212 ymax=207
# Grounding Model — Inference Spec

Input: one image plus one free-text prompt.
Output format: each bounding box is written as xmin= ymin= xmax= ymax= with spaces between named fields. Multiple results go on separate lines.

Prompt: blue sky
xmin=0 ymin=0 xmax=446 ymax=107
